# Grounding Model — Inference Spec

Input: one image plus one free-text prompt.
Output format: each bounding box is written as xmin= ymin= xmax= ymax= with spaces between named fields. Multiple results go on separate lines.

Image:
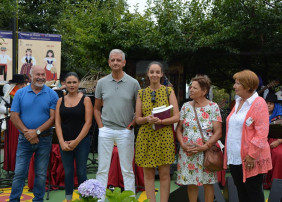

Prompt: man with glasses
xmin=94 ymin=49 xmax=140 ymax=200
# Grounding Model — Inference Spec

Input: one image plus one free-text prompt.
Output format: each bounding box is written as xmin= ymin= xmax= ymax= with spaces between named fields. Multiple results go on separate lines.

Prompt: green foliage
xmin=182 ymin=0 xmax=282 ymax=89
xmin=105 ymin=187 xmax=149 ymax=202
xmin=0 ymin=0 xmax=281 ymax=86
xmin=17 ymin=0 xmax=67 ymax=33
xmin=212 ymin=87 xmax=229 ymax=108
xmin=73 ymin=196 xmax=99 ymax=202
xmin=0 ymin=0 xmax=17 ymax=30
xmin=56 ymin=0 xmax=131 ymax=74
xmin=73 ymin=187 xmax=150 ymax=202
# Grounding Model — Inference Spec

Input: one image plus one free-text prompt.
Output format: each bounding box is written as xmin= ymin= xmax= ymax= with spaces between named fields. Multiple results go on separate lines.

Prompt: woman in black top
xmin=55 ymin=72 xmax=93 ymax=202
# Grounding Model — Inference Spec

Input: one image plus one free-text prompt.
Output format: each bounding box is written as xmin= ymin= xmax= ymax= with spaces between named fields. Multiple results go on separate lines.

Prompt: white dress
xmin=44 ymin=57 xmax=56 ymax=70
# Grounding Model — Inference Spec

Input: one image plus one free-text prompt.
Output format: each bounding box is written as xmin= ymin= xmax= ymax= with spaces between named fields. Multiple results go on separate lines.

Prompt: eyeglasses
xmin=151 ymin=91 xmax=156 ymax=103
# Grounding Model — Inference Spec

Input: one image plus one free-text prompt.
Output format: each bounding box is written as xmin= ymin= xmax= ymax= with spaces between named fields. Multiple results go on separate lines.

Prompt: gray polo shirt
xmin=95 ymin=72 xmax=141 ymax=130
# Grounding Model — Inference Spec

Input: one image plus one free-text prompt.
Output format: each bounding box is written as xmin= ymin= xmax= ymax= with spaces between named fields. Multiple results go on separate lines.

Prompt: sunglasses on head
xmin=151 ymin=91 xmax=156 ymax=103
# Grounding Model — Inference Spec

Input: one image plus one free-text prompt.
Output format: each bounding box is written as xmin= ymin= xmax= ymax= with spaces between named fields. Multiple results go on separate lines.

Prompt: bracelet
xmin=206 ymin=142 xmax=212 ymax=149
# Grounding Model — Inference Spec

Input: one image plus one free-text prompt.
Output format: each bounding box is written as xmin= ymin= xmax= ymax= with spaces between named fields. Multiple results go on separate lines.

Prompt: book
xmin=152 ymin=105 xmax=174 ymax=130
xmin=152 ymin=105 xmax=167 ymax=111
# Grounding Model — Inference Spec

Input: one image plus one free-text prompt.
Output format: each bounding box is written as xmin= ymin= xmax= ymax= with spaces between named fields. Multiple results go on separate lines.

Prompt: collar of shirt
xmin=235 ymin=91 xmax=258 ymax=106
xmin=27 ymin=84 xmax=48 ymax=94
xmin=109 ymin=71 xmax=127 ymax=83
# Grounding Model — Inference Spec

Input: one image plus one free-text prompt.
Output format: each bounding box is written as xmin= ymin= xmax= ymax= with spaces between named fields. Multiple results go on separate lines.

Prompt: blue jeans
xmin=9 ymin=134 xmax=52 ymax=202
xmin=60 ymin=135 xmax=90 ymax=200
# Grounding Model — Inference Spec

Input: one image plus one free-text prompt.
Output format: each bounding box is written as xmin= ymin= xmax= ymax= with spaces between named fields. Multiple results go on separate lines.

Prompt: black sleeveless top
xmin=60 ymin=95 xmax=86 ymax=141
xmin=25 ymin=57 xmax=32 ymax=63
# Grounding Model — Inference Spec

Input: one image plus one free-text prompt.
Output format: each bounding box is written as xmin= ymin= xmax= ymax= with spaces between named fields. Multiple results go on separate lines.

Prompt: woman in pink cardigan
xmin=224 ymin=70 xmax=272 ymax=202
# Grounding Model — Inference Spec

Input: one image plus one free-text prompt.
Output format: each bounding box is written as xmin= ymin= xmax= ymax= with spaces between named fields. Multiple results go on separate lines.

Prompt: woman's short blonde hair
xmin=233 ymin=70 xmax=259 ymax=92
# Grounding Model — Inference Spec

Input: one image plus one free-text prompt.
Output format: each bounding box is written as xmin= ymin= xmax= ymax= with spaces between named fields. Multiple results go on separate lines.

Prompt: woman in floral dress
xmin=176 ymin=75 xmax=222 ymax=202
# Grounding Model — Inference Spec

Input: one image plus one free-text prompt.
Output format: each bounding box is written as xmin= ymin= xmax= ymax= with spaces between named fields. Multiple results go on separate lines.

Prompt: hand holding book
xmin=151 ymin=105 xmax=174 ymax=130
xmin=146 ymin=115 xmax=161 ymax=124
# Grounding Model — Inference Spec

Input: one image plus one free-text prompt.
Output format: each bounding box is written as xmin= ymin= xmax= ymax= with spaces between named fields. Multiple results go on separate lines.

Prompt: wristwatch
xmin=36 ymin=129 xmax=41 ymax=136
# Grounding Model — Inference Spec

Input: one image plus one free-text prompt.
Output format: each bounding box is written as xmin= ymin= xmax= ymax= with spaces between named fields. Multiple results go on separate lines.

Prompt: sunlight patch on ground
xmin=138 ymin=189 xmax=158 ymax=202
xmin=0 ymin=186 xmax=33 ymax=202
xmin=0 ymin=186 xmax=80 ymax=202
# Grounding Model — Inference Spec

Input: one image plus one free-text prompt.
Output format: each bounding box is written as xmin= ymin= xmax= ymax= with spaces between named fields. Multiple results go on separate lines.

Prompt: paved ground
xmin=0 ymin=149 xmax=271 ymax=202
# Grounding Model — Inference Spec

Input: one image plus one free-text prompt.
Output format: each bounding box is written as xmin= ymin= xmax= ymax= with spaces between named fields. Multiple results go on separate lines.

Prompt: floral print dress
xmin=177 ymin=102 xmax=222 ymax=185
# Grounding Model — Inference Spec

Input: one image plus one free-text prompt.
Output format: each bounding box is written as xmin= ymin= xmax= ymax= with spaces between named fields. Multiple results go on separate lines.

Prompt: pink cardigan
xmin=224 ymin=96 xmax=272 ymax=182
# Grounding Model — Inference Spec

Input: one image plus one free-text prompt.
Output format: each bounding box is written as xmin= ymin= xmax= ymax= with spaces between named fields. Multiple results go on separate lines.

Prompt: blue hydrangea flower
xmin=78 ymin=179 xmax=106 ymax=199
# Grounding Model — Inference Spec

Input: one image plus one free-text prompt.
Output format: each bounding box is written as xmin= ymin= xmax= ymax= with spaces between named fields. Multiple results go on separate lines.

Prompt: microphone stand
xmin=0 ymin=95 xmax=11 ymax=109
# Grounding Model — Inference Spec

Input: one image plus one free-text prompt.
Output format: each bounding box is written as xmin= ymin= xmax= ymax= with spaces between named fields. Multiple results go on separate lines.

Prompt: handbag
xmin=192 ymin=101 xmax=223 ymax=172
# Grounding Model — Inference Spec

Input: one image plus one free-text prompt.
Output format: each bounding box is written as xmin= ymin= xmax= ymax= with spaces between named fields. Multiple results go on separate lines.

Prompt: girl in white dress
xmin=44 ymin=50 xmax=57 ymax=81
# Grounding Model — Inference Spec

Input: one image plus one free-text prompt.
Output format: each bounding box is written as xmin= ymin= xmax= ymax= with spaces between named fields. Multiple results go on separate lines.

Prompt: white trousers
xmin=96 ymin=126 xmax=135 ymax=194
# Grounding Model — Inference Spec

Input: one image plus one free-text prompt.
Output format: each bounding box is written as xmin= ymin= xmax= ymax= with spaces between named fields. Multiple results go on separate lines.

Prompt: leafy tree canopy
xmin=0 ymin=0 xmax=281 ymax=90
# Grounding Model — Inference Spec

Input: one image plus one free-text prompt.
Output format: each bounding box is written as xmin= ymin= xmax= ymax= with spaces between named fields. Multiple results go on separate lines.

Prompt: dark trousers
xmin=0 ymin=65 xmax=6 ymax=80
xmin=229 ymin=164 xmax=264 ymax=202
xmin=60 ymin=135 xmax=90 ymax=199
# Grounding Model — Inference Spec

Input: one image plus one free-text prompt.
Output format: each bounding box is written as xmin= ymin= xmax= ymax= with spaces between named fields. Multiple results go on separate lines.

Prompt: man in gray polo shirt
xmin=94 ymin=49 xmax=140 ymax=197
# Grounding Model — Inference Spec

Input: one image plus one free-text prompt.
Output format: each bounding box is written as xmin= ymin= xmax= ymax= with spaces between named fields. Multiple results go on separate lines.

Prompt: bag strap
xmin=192 ymin=101 xmax=206 ymax=144
xmin=166 ymin=87 xmax=169 ymax=104
xmin=142 ymin=88 xmax=145 ymax=101
xmin=141 ymin=88 xmax=145 ymax=114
